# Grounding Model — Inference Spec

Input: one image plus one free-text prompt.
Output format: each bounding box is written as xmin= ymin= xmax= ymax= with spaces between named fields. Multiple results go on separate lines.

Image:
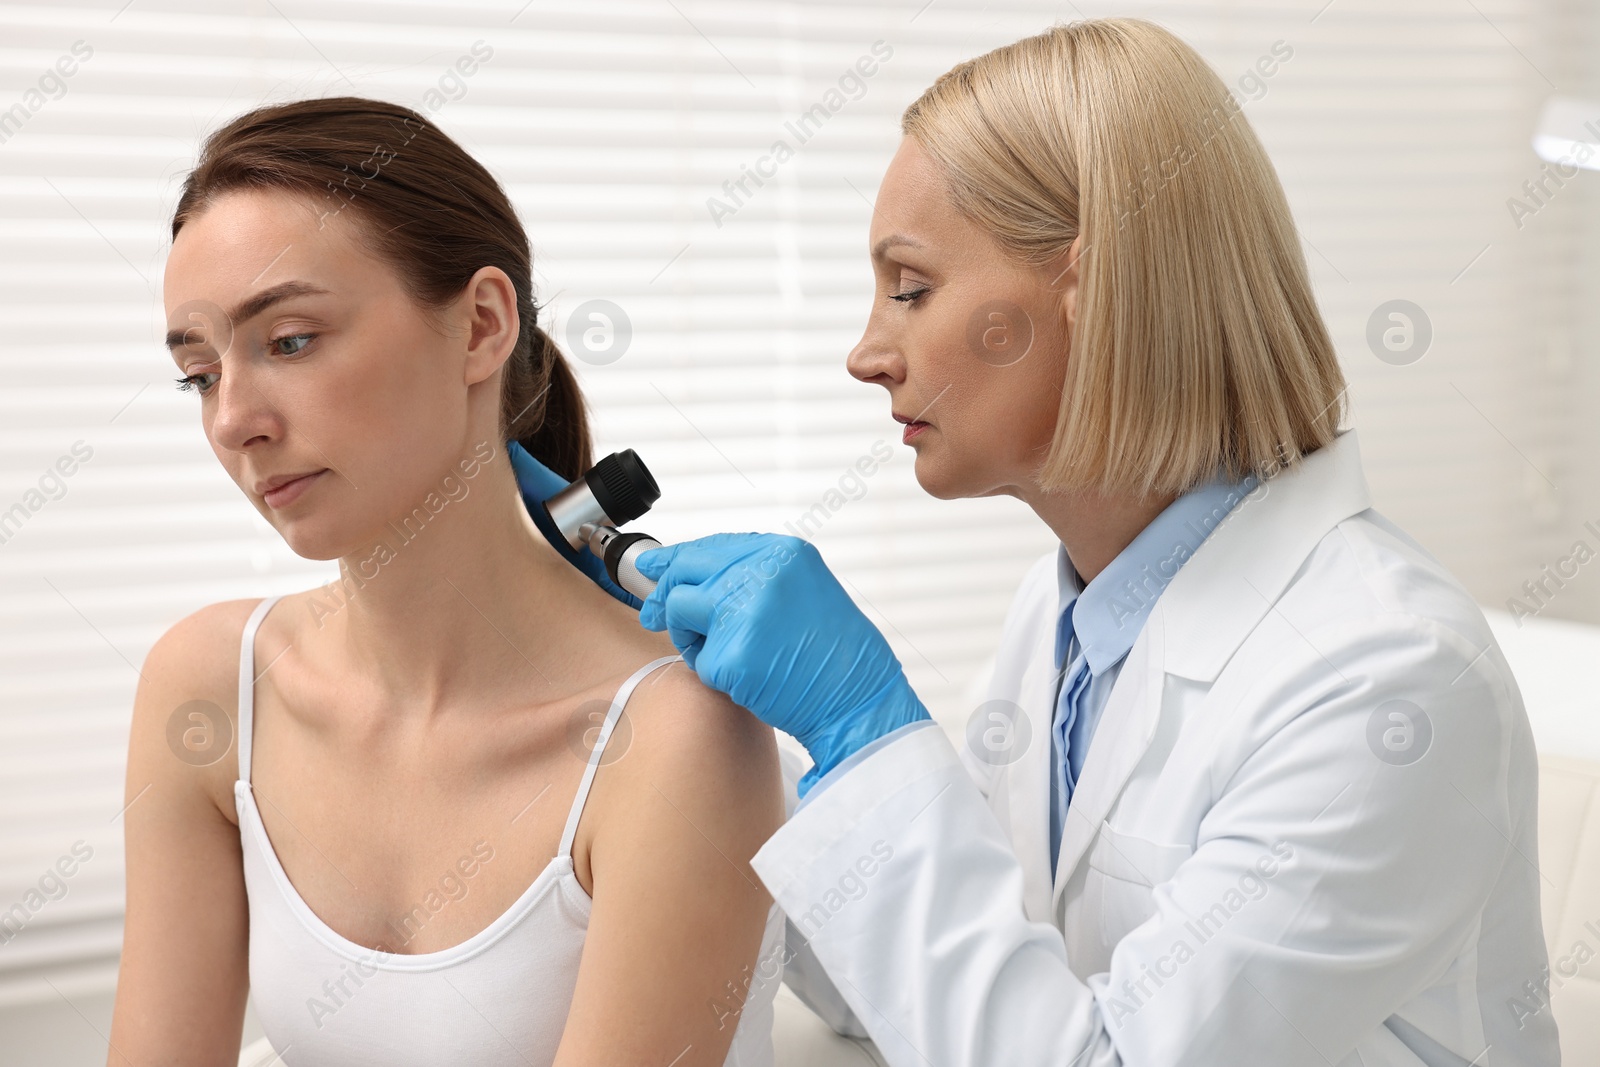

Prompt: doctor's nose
xmin=847 ymin=330 xmax=905 ymax=388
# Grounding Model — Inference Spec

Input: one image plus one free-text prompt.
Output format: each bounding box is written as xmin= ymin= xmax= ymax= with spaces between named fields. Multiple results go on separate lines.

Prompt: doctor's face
xmin=848 ymin=137 xmax=1075 ymax=500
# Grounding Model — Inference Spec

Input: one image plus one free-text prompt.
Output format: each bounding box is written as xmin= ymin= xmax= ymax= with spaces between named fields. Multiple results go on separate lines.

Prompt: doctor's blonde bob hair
xmin=903 ymin=18 xmax=1346 ymax=496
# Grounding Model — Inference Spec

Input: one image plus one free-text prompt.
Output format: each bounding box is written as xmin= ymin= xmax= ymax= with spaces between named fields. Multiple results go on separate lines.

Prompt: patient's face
xmin=847 ymin=137 xmax=1073 ymax=501
xmin=163 ymin=189 xmax=478 ymax=560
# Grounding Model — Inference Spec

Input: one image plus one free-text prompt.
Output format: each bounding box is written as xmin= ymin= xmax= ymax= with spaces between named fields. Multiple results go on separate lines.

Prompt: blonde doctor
xmin=516 ymin=17 xmax=1559 ymax=1067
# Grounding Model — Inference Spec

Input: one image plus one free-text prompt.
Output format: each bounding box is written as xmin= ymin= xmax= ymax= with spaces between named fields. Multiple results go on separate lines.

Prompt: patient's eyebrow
xmin=165 ymin=280 xmax=332 ymax=351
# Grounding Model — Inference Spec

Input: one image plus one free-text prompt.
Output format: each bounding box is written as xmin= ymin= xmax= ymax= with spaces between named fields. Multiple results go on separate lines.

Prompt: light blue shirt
xmin=1046 ymin=469 xmax=1257 ymax=876
xmin=798 ymin=470 xmax=1258 ymax=822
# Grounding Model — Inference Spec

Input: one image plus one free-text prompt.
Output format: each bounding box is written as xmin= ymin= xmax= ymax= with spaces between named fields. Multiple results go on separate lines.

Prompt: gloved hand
xmin=634 ymin=532 xmax=931 ymax=795
xmin=507 ymin=440 xmax=643 ymax=610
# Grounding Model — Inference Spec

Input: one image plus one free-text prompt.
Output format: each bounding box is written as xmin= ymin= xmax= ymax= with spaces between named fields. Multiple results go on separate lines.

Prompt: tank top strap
xmin=557 ymin=654 xmax=683 ymax=858
xmin=237 ymin=594 xmax=284 ymax=785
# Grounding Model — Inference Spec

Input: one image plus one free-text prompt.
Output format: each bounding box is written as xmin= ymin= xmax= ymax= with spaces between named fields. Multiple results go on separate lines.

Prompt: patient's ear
xmin=459 ymin=265 xmax=520 ymax=387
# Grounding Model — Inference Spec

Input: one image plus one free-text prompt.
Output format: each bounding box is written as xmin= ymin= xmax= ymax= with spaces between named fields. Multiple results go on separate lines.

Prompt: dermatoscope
xmin=542 ymin=449 xmax=663 ymax=600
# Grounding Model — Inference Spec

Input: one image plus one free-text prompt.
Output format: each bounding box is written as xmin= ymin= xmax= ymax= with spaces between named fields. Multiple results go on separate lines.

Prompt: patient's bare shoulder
xmin=630 ymin=660 xmax=781 ymax=793
xmin=558 ymin=660 xmax=787 ymax=1061
xmin=574 ymin=657 xmax=785 ymax=889
xmin=131 ymin=597 xmax=276 ymax=819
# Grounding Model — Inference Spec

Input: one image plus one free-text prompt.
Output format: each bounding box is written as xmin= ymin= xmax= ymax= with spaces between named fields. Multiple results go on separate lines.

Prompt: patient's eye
xmin=270 ymin=332 xmax=315 ymax=357
xmin=174 ymin=372 xmax=218 ymax=395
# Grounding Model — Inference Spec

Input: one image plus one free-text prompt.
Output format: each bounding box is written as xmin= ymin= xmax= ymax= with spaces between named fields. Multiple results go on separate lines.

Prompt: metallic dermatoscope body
xmin=542 ymin=449 xmax=662 ymax=600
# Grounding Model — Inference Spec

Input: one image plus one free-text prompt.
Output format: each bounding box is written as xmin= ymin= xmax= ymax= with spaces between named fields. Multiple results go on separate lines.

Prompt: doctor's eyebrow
xmin=871 ymin=234 xmax=924 ymax=260
xmin=164 ymin=280 xmax=333 ymax=352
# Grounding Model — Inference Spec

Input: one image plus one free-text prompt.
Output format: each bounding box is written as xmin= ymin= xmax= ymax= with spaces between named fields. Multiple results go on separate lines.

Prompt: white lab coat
xmin=751 ymin=429 xmax=1560 ymax=1067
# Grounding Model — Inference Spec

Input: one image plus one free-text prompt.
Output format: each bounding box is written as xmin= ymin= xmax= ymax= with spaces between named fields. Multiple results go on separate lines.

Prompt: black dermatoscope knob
xmin=541 ymin=450 xmax=664 ymax=599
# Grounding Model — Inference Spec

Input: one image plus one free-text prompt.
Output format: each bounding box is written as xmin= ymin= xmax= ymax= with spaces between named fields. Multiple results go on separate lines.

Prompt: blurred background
xmin=1 ymin=0 xmax=1598 ymax=1061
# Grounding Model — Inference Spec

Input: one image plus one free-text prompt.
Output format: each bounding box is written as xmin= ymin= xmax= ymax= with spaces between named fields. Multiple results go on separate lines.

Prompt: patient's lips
xmin=258 ymin=469 xmax=328 ymax=508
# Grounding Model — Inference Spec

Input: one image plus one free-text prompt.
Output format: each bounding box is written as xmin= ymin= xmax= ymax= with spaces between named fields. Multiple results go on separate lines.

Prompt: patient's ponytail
xmin=171 ymin=95 xmax=593 ymax=480
xmin=506 ymin=320 xmax=592 ymax=482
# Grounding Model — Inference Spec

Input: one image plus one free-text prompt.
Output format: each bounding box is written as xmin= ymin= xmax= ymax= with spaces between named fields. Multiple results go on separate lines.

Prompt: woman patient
xmin=108 ymin=96 xmax=786 ymax=1066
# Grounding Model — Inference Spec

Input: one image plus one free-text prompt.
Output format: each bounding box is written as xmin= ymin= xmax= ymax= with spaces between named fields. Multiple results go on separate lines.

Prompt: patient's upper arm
xmin=108 ymin=601 xmax=252 ymax=1066
xmin=556 ymin=662 xmax=786 ymax=1067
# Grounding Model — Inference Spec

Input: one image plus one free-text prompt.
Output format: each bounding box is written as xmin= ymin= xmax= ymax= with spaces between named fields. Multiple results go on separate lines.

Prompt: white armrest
xmin=773 ymin=983 xmax=887 ymax=1067
xmin=237 ymin=1035 xmax=280 ymax=1067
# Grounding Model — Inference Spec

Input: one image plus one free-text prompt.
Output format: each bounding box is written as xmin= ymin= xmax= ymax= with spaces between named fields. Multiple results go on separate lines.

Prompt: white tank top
xmin=234 ymin=594 xmax=783 ymax=1065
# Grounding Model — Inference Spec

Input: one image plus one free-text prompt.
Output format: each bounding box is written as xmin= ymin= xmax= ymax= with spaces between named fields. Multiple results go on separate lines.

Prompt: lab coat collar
xmin=1157 ymin=428 xmax=1372 ymax=683
xmin=1053 ymin=549 xmax=1082 ymax=672
xmin=1044 ymin=428 xmax=1371 ymax=912
xmin=1055 ymin=468 xmax=1261 ymax=676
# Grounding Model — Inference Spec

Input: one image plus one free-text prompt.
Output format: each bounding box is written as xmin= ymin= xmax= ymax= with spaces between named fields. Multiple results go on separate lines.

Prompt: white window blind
xmin=0 ymin=0 xmax=1589 ymax=1011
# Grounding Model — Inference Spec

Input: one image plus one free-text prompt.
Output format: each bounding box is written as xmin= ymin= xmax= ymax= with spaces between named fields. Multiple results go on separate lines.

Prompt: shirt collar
xmin=1054 ymin=468 xmax=1259 ymax=674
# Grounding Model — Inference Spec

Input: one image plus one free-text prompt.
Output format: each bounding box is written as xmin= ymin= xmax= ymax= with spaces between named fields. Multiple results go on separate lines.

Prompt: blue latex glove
xmin=507 ymin=440 xmax=643 ymax=610
xmin=633 ymin=532 xmax=931 ymax=795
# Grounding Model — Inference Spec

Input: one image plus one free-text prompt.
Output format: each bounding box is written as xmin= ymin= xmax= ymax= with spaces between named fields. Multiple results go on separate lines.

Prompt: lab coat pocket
xmin=1086 ymin=822 xmax=1192 ymax=950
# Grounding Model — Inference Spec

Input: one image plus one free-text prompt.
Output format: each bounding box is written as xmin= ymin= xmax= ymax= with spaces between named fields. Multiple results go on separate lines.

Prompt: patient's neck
xmin=306 ymin=445 xmax=636 ymax=719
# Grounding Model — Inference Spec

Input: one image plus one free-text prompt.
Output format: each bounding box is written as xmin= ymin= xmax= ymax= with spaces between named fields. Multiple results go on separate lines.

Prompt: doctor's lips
xmin=256 ymin=468 xmax=328 ymax=508
xmin=893 ymin=411 xmax=931 ymax=444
